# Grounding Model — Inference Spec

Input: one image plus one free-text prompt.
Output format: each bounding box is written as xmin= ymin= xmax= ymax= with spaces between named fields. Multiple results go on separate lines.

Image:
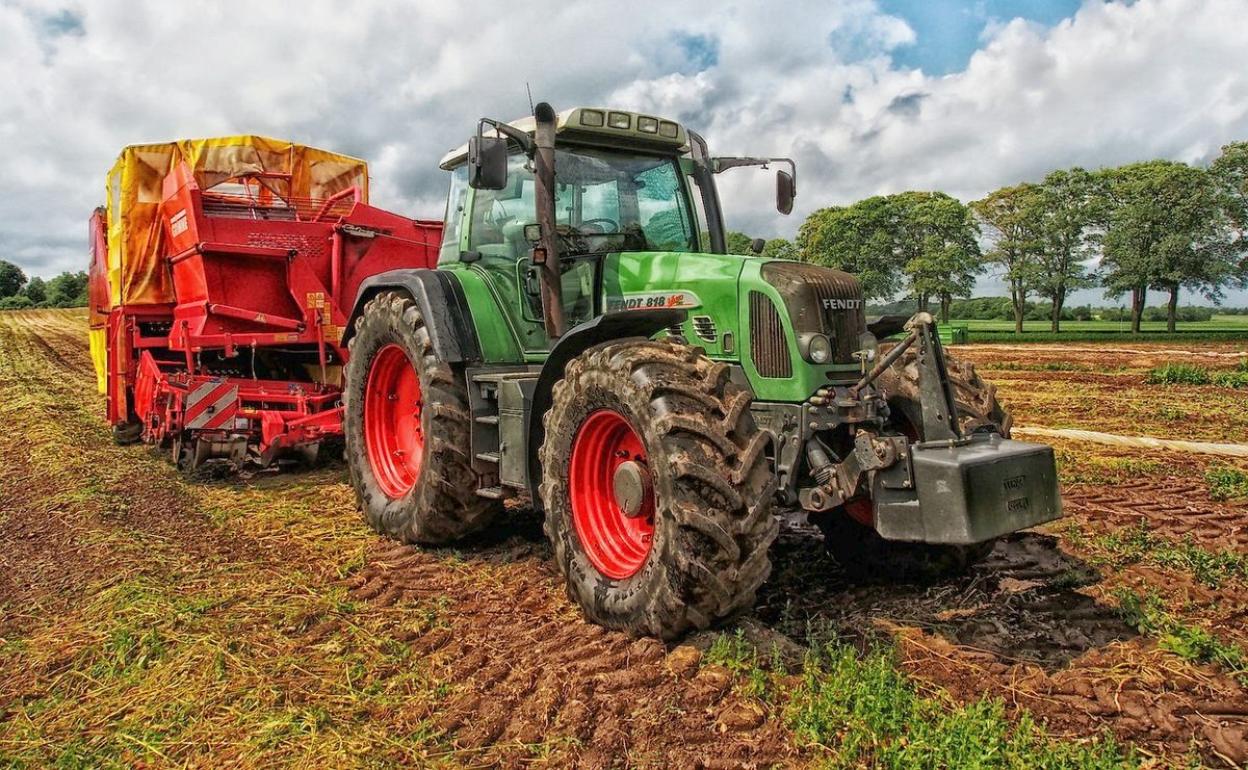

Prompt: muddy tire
xmin=813 ymin=510 xmax=995 ymax=581
xmin=540 ymin=339 xmax=778 ymax=639
xmin=344 ymin=291 xmax=499 ymax=544
xmin=822 ymin=348 xmax=1010 ymax=580
xmin=874 ymin=348 xmax=1012 ymax=437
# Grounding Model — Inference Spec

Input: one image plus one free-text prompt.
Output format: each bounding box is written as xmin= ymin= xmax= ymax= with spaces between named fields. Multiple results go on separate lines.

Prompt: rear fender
xmin=341 ymin=269 xmax=480 ymax=363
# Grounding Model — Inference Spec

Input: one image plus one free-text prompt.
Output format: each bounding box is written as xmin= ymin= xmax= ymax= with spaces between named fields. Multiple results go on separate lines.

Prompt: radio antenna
xmin=526 ymin=82 xmax=535 ymax=114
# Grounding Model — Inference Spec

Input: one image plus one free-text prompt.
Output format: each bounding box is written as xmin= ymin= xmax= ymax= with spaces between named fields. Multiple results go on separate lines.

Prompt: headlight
xmin=802 ymin=333 xmax=832 ymax=364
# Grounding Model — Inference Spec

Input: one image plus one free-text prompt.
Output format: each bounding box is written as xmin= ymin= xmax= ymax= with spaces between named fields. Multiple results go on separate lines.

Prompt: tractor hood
xmin=758 ymin=261 xmax=866 ymax=365
xmin=598 ymin=252 xmax=868 ymax=403
xmin=601 ymin=250 xmax=747 ymax=350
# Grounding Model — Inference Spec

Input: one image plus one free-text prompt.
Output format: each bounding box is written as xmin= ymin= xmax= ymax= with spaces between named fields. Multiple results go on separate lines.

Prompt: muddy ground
xmin=0 ymin=311 xmax=1245 ymax=768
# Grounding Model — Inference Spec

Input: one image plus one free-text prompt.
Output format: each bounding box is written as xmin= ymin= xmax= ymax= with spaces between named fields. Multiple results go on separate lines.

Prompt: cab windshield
xmin=463 ymin=147 xmax=699 ymax=260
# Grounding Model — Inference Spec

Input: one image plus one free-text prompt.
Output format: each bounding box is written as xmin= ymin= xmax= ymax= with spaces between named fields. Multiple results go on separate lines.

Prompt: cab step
xmin=476 ymin=485 xmax=506 ymax=499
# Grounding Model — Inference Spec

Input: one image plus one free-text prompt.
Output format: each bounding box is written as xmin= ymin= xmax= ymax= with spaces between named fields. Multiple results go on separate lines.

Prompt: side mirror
xmin=750 ymin=237 xmax=765 ymax=255
xmin=776 ymin=169 xmax=795 ymax=215
xmin=468 ymin=136 xmax=508 ymax=190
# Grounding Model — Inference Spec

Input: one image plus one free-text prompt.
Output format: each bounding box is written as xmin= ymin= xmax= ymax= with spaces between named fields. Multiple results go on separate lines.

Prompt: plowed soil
xmin=1 ymin=310 xmax=1246 ymax=768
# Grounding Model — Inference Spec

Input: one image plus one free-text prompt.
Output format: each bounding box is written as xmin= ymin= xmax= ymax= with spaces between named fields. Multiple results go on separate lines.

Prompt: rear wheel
xmin=344 ymin=291 xmax=499 ymax=544
xmin=540 ymin=339 xmax=778 ymax=639
xmin=874 ymin=349 xmax=1012 ymax=438
xmin=818 ymin=350 xmax=1010 ymax=580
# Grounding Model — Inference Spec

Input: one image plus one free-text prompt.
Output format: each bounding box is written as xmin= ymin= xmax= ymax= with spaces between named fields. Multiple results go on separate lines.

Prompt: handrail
xmin=309 ymin=186 xmax=360 ymax=223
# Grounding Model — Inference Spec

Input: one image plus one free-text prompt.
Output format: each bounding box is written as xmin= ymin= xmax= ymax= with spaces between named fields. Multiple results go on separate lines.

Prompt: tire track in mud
xmin=1065 ymin=479 xmax=1248 ymax=551
xmin=345 ymin=525 xmax=796 ymax=768
xmin=899 ymin=628 xmax=1248 ymax=766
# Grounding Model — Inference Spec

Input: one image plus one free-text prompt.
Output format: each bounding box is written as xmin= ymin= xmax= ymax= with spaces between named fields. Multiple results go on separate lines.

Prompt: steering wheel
xmin=578 ymin=217 xmax=619 ymax=234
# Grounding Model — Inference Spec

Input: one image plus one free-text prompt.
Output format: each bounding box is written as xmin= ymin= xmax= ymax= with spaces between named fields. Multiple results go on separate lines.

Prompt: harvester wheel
xmin=344 ymin=291 xmax=499 ymax=544
xmin=540 ymin=339 xmax=778 ymax=639
xmin=112 ymin=420 xmax=143 ymax=446
xmin=818 ymin=349 xmax=1011 ymax=580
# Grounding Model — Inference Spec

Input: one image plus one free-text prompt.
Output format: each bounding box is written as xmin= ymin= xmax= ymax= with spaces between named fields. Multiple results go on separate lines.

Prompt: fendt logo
xmin=606 ymin=291 xmax=701 ymax=313
xmin=821 ymin=298 xmax=863 ymax=311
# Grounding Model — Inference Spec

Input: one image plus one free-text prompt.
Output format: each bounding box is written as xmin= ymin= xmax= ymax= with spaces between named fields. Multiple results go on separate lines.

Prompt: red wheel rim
xmin=845 ymin=497 xmax=874 ymax=527
xmin=363 ymin=344 xmax=424 ymax=498
xmin=569 ymin=409 xmax=655 ymax=580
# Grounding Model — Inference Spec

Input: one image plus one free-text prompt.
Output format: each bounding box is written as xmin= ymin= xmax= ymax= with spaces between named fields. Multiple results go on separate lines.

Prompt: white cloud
xmin=2 ymin=0 xmax=1247 ymax=309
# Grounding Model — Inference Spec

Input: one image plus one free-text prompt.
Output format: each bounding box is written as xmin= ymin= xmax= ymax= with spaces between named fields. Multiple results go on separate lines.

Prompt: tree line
xmin=732 ymin=141 xmax=1248 ymax=333
xmin=0 ymin=260 xmax=90 ymax=310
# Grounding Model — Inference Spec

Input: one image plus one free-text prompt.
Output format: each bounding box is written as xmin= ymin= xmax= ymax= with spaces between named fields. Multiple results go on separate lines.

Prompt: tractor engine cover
xmin=871 ymin=433 xmax=1062 ymax=545
xmin=760 ymin=261 xmax=866 ymax=365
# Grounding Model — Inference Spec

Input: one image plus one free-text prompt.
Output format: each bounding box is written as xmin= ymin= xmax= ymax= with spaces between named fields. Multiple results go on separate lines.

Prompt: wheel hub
xmin=612 ymin=460 xmax=652 ymax=518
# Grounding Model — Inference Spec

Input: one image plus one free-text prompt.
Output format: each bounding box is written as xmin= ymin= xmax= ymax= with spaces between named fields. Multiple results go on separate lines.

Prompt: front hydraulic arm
xmin=852 ymin=312 xmax=960 ymax=442
xmin=800 ymin=313 xmax=961 ymax=513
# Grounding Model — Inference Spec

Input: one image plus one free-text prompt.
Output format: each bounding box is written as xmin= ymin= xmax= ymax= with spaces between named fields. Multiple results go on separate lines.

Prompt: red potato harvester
xmin=88 ymin=136 xmax=441 ymax=471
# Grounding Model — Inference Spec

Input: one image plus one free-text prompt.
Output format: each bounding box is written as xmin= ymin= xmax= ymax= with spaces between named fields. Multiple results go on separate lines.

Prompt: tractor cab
xmin=436 ymin=106 xmax=795 ymax=352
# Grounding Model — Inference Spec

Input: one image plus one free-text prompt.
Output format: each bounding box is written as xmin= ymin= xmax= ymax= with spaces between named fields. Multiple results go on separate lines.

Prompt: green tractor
xmin=341 ymin=103 xmax=1062 ymax=639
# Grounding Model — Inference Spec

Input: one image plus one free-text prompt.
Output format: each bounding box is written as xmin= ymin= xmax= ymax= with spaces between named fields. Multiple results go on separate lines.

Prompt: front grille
xmin=691 ymin=315 xmax=717 ymax=343
xmin=749 ymin=291 xmax=792 ymax=378
xmin=759 ymin=262 xmax=865 ymax=364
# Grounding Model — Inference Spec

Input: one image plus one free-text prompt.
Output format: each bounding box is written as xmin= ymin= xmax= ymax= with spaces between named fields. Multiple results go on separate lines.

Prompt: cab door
xmin=463 ymin=154 xmax=602 ymax=356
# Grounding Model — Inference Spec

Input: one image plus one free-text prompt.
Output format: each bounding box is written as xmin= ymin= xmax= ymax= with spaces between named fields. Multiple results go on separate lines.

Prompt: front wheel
xmin=813 ymin=503 xmax=995 ymax=581
xmin=818 ymin=350 xmax=1010 ymax=580
xmin=344 ymin=291 xmax=499 ymax=544
xmin=540 ymin=339 xmax=778 ymax=639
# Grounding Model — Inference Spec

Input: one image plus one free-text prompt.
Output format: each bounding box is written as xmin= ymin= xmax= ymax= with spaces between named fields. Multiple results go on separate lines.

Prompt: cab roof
xmin=439 ymin=107 xmax=689 ymax=169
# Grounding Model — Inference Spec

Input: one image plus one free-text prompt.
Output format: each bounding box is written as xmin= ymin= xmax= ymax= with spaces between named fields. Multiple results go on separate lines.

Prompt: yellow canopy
xmin=104 ymin=136 xmax=369 ymax=306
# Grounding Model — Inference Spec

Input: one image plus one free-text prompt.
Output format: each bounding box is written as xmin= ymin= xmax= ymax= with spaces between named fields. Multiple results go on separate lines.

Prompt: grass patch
xmin=1079 ymin=522 xmax=1248 ymax=588
xmin=1054 ymin=450 xmax=1166 ymax=485
xmin=1206 ymin=464 xmax=1248 ymax=501
xmin=705 ymin=631 xmax=781 ymax=702
xmin=1154 ymin=404 xmax=1190 ymax=422
xmin=787 ymin=639 xmax=1135 ymax=769
xmin=982 ymin=361 xmax=1094 ymax=373
xmin=1146 ymin=362 xmax=1248 ymax=388
xmin=1114 ymin=589 xmax=1248 ymax=685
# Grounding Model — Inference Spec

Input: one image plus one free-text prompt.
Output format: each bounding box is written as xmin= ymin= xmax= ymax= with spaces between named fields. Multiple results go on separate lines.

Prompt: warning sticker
xmin=169 ymin=209 xmax=189 ymax=237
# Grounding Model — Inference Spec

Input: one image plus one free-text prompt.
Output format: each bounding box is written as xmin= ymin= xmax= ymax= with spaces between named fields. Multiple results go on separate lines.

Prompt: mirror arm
xmin=711 ymin=156 xmax=797 ymax=192
xmin=477 ymin=118 xmax=535 ymax=156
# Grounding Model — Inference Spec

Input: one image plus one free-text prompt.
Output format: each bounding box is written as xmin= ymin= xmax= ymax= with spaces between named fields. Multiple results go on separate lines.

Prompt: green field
xmin=946 ymin=315 xmax=1248 ymax=343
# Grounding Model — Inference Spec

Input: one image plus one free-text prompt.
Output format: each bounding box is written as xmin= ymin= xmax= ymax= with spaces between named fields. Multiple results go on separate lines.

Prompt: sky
xmin=2 ymin=0 xmax=1247 ymax=307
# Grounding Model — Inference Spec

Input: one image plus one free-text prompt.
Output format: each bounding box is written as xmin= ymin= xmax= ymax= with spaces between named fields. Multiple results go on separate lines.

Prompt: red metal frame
xmin=94 ymin=158 xmax=442 ymax=466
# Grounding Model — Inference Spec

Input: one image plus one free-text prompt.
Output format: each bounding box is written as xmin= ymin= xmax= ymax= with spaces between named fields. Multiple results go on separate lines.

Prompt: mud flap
xmin=872 ymin=433 xmax=1062 ymax=544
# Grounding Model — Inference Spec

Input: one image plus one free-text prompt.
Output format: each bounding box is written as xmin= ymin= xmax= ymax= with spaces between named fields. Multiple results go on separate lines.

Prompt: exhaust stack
xmin=532 ymin=102 xmax=565 ymax=339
